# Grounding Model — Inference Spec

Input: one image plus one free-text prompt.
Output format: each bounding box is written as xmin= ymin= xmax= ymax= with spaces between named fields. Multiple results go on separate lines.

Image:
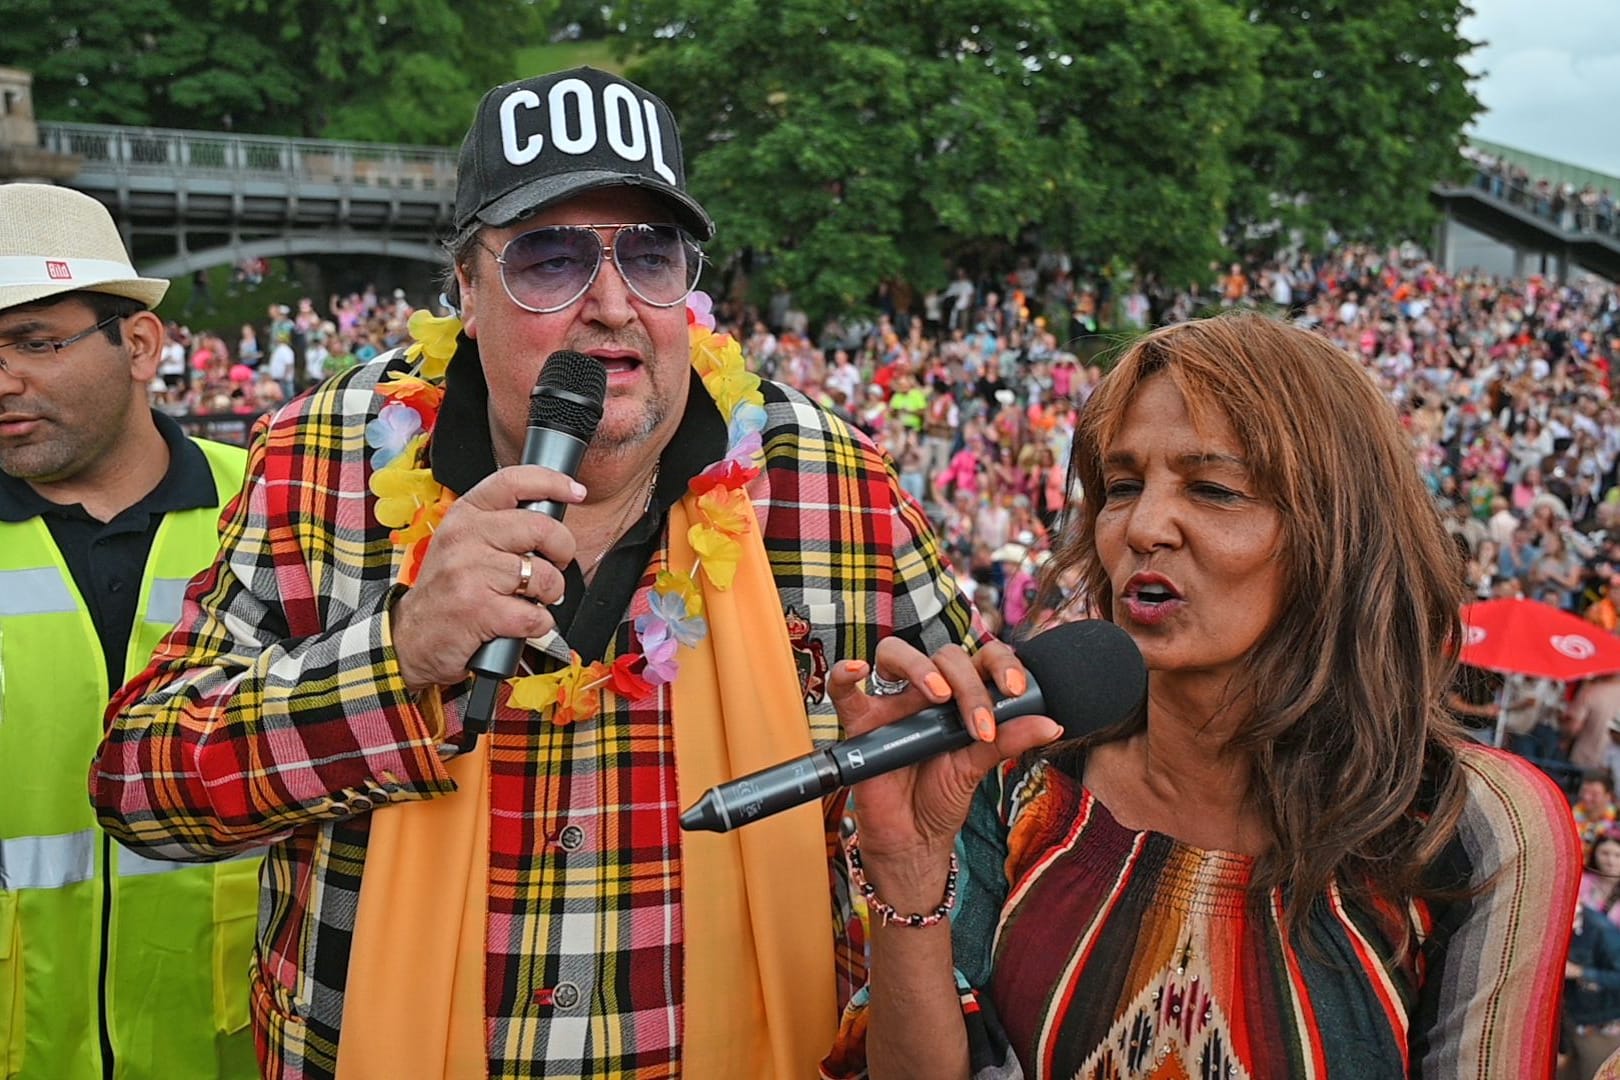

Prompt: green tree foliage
xmin=4 ymin=0 xmax=554 ymax=143
xmin=1227 ymin=0 xmax=1482 ymax=249
xmin=613 ymin=0 xmax=1263 ymax=317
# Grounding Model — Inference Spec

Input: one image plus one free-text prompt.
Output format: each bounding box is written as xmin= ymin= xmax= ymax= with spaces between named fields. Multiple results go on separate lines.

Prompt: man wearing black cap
xmin=95 ymin=68 xmax=1018 ymax=1080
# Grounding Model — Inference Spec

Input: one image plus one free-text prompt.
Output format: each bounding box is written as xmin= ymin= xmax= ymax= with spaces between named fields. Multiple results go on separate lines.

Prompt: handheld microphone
xmin=463 ymin=351 xmax=606 ymax=736
xmin=678 ymin=620 xmax=1146 ymax=833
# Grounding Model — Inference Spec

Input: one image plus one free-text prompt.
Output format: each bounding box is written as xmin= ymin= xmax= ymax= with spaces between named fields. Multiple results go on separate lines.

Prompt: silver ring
xmin=515 ymin=554 xmax=534 ymax=596
xmin=866 ymin=670 xmax=911 ymax=697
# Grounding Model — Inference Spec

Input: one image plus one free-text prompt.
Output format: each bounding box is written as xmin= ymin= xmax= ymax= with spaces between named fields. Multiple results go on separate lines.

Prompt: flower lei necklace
xmin=365 ymin=291 xmax=766 ymax=725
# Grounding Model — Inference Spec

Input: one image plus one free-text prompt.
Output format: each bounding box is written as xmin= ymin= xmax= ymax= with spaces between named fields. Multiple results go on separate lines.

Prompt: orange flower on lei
xmin=505 ymin=653 xmax=609 ymax=725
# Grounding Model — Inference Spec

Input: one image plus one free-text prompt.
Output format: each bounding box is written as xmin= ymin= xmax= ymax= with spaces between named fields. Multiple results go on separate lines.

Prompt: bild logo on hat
xmin=456 ymin=66 xmax=713 ymax=240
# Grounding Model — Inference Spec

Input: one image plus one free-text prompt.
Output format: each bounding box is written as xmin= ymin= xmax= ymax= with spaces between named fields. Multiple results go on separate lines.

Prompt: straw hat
xmin=991 ymin=542 xmax=1028 ymax=565
xmin=0 ymin=184 xmax=168 ymax=312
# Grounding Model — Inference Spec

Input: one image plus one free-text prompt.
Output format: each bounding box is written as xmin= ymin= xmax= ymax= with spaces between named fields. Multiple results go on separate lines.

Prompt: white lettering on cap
xmin=602 ymin=83 xmax=646 ymax=163
xmin=549 ymin=78 xmax=597 ymax=155
xmin=500 ymin=89 xmax=544 ymax=166
xmin=496 ymin=78 xmax=678 ymax=184
xmin=643 ymin=100 xmax=676 ymax=185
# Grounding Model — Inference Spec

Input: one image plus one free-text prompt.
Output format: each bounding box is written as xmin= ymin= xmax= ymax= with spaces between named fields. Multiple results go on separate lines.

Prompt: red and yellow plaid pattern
xmin=93 ymin=355 xmax=981 ymax=1079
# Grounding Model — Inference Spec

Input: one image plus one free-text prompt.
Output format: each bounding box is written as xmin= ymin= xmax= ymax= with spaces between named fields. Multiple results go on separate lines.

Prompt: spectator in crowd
xmin=0 ymin=184 xmax=255 ymax=1079
xmin=1578 ymin=772 xmax=1620 ymax=854
xmin=1585 ymin=834 xmax=1620 ymax=929
xmin=1566 ymin=901 xmax=1620 ymax=1080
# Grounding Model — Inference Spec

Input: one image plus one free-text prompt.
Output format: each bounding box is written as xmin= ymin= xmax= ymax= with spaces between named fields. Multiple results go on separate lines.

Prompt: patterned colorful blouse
xmin=825 ymin=744 xmax=1579 ymax=1079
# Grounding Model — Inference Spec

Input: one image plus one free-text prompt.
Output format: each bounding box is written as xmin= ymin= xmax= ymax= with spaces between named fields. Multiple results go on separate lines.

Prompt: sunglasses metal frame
xmin=478 ymin=222 xmax=704 ymax=315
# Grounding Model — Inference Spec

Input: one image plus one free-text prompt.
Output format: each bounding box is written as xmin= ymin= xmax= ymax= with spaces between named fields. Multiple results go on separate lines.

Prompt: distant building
xmin=0 ymin=68 xmax=80 ymax=182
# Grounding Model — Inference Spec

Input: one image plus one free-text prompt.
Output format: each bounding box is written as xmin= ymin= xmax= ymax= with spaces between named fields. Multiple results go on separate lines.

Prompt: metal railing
xmin=37 ymin=122 xmax=458 ymax=195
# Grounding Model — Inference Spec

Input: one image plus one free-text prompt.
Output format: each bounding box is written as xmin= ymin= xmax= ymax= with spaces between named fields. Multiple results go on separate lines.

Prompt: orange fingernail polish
xmin=844 ymin=661 xmax=865 ymax=674
xmin=924 ymin=673 xmax=950 ymax=698
xmin=1007 ymin=669 xmax=1027 ymax=696
xmin=974 ymin=706 xmax=996 ymax=742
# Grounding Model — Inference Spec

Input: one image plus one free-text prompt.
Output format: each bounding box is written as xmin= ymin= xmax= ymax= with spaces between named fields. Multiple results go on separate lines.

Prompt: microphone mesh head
xmin=528 ymin=351 xmax=607 ymax=441
xmin=1015 ymin=620 xmax=1147 ymax=739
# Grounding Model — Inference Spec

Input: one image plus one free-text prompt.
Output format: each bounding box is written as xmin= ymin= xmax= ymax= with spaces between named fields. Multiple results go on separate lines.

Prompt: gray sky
xmin=1462 ymin=0 xmax=1620 ymax=176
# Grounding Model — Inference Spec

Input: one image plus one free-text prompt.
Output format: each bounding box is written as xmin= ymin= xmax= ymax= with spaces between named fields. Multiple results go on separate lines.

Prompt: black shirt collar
xmin=428 ymin=333 xmax=726 ymax=506
xmin=0 ymin=409 xmax=218 ymax=524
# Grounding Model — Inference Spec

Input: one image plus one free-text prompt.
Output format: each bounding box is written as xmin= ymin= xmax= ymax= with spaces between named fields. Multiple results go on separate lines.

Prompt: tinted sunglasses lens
xmin=613 ymin=226 xmax=700 ymax=306
xmin=500 ymin=228 xmax=602 ymax=311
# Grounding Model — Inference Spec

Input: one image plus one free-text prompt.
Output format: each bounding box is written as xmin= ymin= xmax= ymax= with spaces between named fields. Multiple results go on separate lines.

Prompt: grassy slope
xmin=513 ymin=39 xmax=633 ymax=78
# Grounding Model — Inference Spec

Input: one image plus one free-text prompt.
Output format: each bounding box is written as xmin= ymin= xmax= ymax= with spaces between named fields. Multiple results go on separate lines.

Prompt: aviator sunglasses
xmin=479 ymin=223 xmax=704 ymax=314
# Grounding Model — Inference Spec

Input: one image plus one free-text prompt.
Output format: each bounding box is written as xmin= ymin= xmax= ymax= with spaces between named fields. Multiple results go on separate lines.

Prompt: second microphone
xmin=679 ymin=620 xmax=1147 ymax=833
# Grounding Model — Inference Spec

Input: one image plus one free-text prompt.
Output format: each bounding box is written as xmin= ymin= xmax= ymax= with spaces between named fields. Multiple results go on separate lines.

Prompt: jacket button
xmin=552 ymin=981 xmax=580 ymax=1009
xmin=558 ymin=825 xmax=585 ymax=852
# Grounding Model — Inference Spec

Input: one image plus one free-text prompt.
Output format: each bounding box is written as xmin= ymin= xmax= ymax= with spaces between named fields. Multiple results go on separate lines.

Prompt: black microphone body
xmin=679 ymin=620 xmax=1145 ymax=833
xmin=680 ymin=683 xmax=1046 ymax=833
xmin=463 ymin=352 xmax=606 ymax=735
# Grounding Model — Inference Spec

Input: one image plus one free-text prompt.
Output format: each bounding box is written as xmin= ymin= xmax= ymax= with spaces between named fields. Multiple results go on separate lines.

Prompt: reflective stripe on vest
xmin=0 ymin=565 xmax=78 ymax=616
xmin=144 ymin=577 xmax=191 ymax=626
xmin=0 ymin=829 xmax=94 ymax=890
xmin=0 ymin=831 xmax=261 ymax=889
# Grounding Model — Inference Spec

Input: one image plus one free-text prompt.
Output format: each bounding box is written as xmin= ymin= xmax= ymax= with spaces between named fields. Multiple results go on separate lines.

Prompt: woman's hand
xmin=830 ymin=638 xmax=1063 ymax=864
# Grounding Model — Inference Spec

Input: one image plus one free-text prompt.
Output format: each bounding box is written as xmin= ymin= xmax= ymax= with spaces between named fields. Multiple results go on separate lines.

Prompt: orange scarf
xmin=335 ymin=496 xmax=836 ymax=1077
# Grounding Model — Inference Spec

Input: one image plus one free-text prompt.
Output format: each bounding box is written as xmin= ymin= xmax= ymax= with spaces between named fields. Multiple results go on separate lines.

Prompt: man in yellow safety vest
xmin=0 ymin=183 xmax=255 ymax=1079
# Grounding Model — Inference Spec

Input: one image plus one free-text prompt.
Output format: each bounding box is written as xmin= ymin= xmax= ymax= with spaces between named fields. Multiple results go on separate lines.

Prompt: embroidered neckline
xmin=366 ymin=291 xmax=765 ymax=724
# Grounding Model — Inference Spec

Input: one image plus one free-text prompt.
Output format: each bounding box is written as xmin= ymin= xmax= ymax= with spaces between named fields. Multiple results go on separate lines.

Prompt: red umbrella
xmin=1458 ymin=598 xmax=1620 ymax=681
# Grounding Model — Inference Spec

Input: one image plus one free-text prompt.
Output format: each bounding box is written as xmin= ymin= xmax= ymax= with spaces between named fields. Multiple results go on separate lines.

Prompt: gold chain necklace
xmin=585 ymin=462 xmax=661 ymax=577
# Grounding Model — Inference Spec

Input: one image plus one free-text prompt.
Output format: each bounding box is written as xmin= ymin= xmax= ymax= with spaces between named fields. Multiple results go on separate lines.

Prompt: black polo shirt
xmin=429 ymin=339 xmax=726 ymax=663
xmin=0 ymin=411 xmax=221 ymax=691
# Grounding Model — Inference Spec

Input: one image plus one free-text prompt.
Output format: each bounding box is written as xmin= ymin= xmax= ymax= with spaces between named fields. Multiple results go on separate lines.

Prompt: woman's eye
xmin=1192 ymin=483 xmax=1243 ymax=502
xmin=1103 ymin=480 xmax=1140 ymax=499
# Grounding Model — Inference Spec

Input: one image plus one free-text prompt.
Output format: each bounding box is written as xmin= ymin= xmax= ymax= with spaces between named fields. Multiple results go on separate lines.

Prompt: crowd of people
xmin=151 ymin=236 xmax=1620 ymax=678
xmin=148 ymin=286 xmax=421 ymax=421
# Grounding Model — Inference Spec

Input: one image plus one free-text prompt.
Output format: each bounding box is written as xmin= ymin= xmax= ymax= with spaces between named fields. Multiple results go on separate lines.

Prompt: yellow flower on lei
xmin=704 ymin=370 xmax=764 ymax=419
xmin=403 ymin=310 xmax=461 ymax=380
xmin=507 ymin=654 xmax=609 ymax=724
xmin=688 ymin=326 xmax=726 ymax=376
xmin=653 ymin=569 xmax=704 ymax=618
xmin=392 ymin=484 xmax=454 ymax=547
xmin=687 ymin=486 xmax=752 ymax=589
xmin=370 ymin=435 xmax=439 ymax=528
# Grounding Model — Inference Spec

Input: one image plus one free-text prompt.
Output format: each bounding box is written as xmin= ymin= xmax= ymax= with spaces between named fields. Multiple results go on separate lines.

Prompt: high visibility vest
xmin=0 ymin=439 xmax=258 ymax=1080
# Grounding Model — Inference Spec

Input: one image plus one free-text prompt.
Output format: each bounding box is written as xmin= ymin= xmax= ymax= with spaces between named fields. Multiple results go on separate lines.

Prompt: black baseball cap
xmin=453 ymin=66 xmax=714 ymax=241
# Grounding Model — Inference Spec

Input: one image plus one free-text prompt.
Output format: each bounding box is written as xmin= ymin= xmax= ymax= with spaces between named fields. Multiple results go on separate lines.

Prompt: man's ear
xmin=455 ymin=262 xmax=480 ymax=338
xmin=123 ymin=309 xmax=166 ymax=382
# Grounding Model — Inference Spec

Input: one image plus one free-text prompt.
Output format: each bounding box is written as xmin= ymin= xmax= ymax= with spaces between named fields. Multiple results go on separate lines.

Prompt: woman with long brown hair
xmin=821 ymin=313 xmax=1580 ymax=1078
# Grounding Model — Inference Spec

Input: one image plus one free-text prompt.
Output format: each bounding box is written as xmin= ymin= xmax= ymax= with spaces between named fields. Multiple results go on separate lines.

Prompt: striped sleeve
xmin=92 ymin=364 xmax=457 ymax=861
xmin=1410 ymin=745 xmax=1581 ymax=1079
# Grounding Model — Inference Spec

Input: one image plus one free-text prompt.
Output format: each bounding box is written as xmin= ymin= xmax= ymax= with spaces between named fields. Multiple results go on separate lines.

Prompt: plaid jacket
xmin=93 ymin=355 xmax=981 ymax=1080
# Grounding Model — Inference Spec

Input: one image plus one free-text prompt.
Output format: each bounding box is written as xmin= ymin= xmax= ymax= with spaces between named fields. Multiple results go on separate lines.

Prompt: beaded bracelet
xmin=843 ymin=832 xmax=959 ymax=929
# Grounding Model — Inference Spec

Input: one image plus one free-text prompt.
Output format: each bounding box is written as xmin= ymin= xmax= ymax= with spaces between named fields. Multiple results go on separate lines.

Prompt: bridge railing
xmin=1459 ymin=165 xmax=1619 ymax=242
xmin=38 ymin=122 xmax=458 ymax=194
